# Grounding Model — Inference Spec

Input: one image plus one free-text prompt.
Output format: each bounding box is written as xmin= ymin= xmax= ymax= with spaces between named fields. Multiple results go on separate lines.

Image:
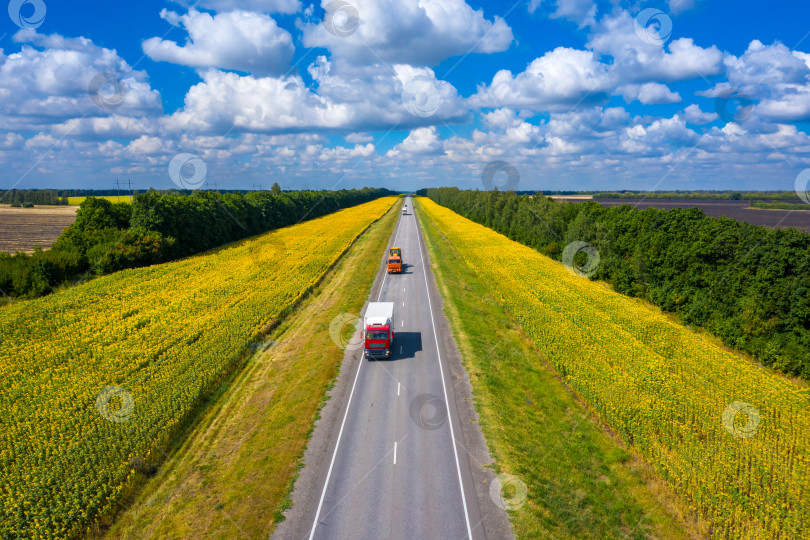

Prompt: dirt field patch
xmin=0 ymin=205 xmax=77 ymax=254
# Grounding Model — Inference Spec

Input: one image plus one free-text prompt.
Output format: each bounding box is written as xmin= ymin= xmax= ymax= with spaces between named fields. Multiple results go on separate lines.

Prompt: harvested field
xmin=554 ymin=198 xmax=810 ymax=230
xmin=0 ymin=205 xmax=77 ymax=253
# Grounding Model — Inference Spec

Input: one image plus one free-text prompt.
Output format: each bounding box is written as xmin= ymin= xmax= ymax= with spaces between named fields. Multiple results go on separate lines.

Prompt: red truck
xmin=364 ymin=302 xmax=394 ymax=359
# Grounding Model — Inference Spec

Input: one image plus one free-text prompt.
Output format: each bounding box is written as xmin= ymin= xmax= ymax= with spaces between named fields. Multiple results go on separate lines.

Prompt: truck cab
xmin=387 ymin=255 xmax=402 ymax=273
xmin=387 ymin=247 xmax=402 ymax=274
xmin=364 ymin=302 xmax=394 ymax=359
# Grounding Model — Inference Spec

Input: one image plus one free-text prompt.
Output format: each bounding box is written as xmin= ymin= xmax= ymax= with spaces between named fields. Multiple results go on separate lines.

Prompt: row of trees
xmin=0 ymin=188 xmax=293 ymax=205
xmin=592 ymin=190 xmax=801 ymax=200
xmin=0 ymin=188 xmax=391 ymax=300
xmin=1 ymin=189 xmax=68 ymax=205
xmin=418 ymin=188 xmax=810 ymax=379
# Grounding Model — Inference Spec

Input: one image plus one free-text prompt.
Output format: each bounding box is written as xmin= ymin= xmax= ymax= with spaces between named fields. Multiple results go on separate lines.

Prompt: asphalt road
xmin=273 ymin=197 xmax=512 ymax=540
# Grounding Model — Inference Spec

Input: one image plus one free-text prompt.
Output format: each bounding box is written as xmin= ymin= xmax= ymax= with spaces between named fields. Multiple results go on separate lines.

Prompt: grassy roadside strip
xmin=104 ymin=198 xmax=402 ymax=539
xmin=416 ymin=198 xmax=703 ymax=539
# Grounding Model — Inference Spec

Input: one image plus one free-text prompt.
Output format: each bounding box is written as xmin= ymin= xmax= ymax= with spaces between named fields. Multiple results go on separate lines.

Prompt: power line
xmin=114 ymin=179 xmax=135 ymax=202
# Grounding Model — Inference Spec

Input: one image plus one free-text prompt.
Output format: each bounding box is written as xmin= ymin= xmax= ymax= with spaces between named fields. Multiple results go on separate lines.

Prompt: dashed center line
xmin=393 ymin=442 xmax=397 ymax=465
xmin=397 ymin=382 xmax=400 ymax=396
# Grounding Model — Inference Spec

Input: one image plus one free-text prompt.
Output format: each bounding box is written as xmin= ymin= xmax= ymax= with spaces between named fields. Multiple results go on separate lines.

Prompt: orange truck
xmin=387 ymin=247 xmax=402 ymax=274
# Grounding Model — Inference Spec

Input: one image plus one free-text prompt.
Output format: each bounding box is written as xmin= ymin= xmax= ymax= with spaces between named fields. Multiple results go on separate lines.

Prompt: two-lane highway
xmin=274 ymin=197 xmax=511 ymax=540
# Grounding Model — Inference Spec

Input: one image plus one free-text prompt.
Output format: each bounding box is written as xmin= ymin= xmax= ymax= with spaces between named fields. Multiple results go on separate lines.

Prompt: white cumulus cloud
xmin=683 ymin=104 xmax=719 ymax=125
xmin=164 ymin=60 xmax=467 ymax=135
xmin=721 ymin=40 xmax=810 ymax=122
xmin=302 ymin=0 xmax=513 ymax=66
xmin=1 ymin=30 xmax=162 ymax=133
xmin=388 ymin=126 xmax=442 ymax=156
xmin=619 ymin=82 xmax=682 ymax=104
xmin=588 ymin=11 xmax=723 ymax=83
xmin=470 ymin=47 xmax=611 ymax=110
xmin=143 ymin=10 xmax=294 ymax=75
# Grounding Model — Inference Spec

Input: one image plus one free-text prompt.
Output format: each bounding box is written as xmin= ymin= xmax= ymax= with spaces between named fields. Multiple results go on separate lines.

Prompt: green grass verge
xmin=416 ymin=200 xmax=704 ymax=540
xmin=103 ymin=199 xmax=402 ymax=539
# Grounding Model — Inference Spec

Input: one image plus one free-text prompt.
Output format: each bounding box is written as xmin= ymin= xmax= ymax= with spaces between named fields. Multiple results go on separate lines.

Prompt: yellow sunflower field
xmin=419 ymin=197 xmax=809 ymax=539
xmin=0 ymin=197 xmax=396 ymax=538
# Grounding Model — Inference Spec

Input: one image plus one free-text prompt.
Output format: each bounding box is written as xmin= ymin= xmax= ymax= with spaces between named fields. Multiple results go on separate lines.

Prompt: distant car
xmin=402 ymin=205 xmax=408 ymax=214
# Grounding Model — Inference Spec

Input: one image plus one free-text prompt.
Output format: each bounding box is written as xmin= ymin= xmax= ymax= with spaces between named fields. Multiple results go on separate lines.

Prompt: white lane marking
xmin=414 ymin=207 xmax=474 ymax=540
xmin=309 ymin=206 xmax=403 ymax=539
xmin=402 ymin=300 xmax=405 ymax=307
xmin=394 ymin=442 xmax=397 ymax=465
xmin=397 ymin=382 xmax=400 ymax=396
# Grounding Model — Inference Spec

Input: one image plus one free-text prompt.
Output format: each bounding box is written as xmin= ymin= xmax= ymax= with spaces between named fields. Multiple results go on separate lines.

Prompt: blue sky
xmin=2 ymin=0 xmax=810 ymax=192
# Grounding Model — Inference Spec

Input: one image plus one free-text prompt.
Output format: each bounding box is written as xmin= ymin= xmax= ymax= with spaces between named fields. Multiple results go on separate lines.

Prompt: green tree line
xmin=1 ymin=189 xmax=68 ymax=205
xmin=0 ymin=188 xmax=391 ymax=300
xmin=418 ymin=187 xmax=810 ymax=379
